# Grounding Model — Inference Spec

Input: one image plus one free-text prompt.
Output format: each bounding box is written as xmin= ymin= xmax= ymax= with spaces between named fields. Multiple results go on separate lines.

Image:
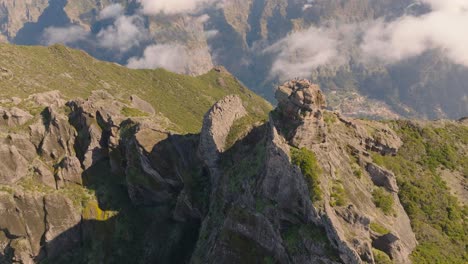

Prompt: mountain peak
xmin=276 ymin=79 xmax=326 ymax=121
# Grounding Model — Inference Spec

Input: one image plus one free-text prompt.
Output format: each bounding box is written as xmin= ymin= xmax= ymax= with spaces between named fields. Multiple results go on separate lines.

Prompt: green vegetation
xmin=291 ymin=148 xmax=322 ymax=202
xmin=323 ymin=111 xmax=338 ymax=125
xmin=372 ymin=121 xmax=468 ymax=263
xmin=372 ymin=248 xmax=392 ymax=264
xmin=282 ymin=224 xmax=338 ymax=259
xmin=59 ymin=184 xmax=95 ymax=208
xmin=121 ymin=107 xmax=149 ymax=117
xmin=330 ymin=180 xmax=346 ymax=207
xmin=370 ymin=222 xmax=390 ymax=235
xmin=0 ymin=44 xmax=271 ymax=133
xmin=352 ymin=163 xmax=363 ymax=179
xmin=225 ymin=115 xmax=265 ymax=149
xmin=372 ymin=187 xmax=394 ymax=215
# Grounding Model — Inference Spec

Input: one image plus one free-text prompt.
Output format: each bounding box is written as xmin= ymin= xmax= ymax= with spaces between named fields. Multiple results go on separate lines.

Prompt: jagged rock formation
xmin=0 ymin=76 xmax=466 ymax=263
xmin=275 ymin=79 xmax=327 ymax=147
xmin=199 ymin=95 xmax=247 ymax=168
xmin=273 ymin=80 xmax=417 ymax=263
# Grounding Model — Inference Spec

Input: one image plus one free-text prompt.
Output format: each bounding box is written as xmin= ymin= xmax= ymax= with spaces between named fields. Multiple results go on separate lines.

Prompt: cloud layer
xmin=97 ymin=15 xmax=147 ymax=52
xmin=266 ymin=27 xmax=342 ymax=80
xmin=127 ymin=44 xmax=188 ymax=73
xmin=269 ymin=0 xmax=468 ymax=80
xmin=138 ymin=0 xmax=220 ymax=15
xmin=42 ymin=26 xmax=88 ymax=45
xmin=361 ymin=0 xmax=468 ymax=65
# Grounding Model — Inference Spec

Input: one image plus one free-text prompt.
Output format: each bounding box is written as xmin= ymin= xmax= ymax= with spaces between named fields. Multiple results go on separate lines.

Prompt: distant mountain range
xmin=1 ymin=0 xmax=467 ymax=119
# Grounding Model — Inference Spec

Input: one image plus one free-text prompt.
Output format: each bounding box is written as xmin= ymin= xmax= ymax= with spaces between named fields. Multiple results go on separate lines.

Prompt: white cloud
xmin=302 ymin=0 xmax=315 ymax=11
xmin=361 ymin=0 xmax=468 ymax=66
xmin=97 ymin=15 xmax=147 ymax=52
xmin=42 ymin=26 xmax=89 ymax=45
xmin=127 ymin=44 xmax=188 ymax=73
xmin=269 ymin=0 xmax=468 ymax=80
xmin=204 ymin=29 xmax=219 ymax=39
xmin=266 ymin=26 xmax=348 ymax=81
xmin=137 ymin=0 xmax=220 ymax=15
xmin=99 ymin=4 xmax=124 ymax=20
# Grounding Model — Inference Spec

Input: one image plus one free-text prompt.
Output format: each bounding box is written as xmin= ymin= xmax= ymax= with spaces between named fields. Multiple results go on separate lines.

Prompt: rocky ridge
xmin=0 ymin=79 xmax=466 ymax=263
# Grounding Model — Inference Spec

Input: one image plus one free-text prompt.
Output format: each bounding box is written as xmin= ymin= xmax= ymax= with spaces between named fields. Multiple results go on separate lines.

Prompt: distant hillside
xmin=1 ymin=0 xmax=467 ymax=120
xmin=0 ymin=44 xmax=271 ymax=133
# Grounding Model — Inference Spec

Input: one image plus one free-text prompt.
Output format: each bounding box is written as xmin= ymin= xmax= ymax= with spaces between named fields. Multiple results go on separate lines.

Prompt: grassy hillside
xmin=372 ymin=120 xmax=468 ymax=263
xmin=0 ymin=44 xmax=271 ymax=133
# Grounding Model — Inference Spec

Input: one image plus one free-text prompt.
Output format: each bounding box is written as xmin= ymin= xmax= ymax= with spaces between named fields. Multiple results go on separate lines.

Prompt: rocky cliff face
xmin=0 ymin=77 xmax=466 ymax=263
xmin=273 ymin=80 xmax=416 ymax=263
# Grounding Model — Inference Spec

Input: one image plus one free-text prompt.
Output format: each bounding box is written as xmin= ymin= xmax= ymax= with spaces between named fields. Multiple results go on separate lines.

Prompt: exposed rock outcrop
xmin=192 ymin=119 xmax=339 ymax=264
xmin=0 ymin=144 xmax=28 ymax=184
xmin=273 ymin=80 xmax=417 ymax=263
xmin=366 ymin=163 xmax=399 ymax=193
xmin=198 ymin=95 xmax=247 ymax=169
xmin=131 ymin=95 xmax=155 ymax=115
xmin=32 ymin=160 xmax=56 ymax=189
xmin=275 ymin=79 xmax=327 ymax=147
xmin=55 ymin=156 xmax=83 ymax=188
xmin=28 ymin=91 xmax=65 ymax=107
xmin=0 ymin=107 xmax=33 ymax=127
xmin=44 ymin=194 xmax=81 ymax=259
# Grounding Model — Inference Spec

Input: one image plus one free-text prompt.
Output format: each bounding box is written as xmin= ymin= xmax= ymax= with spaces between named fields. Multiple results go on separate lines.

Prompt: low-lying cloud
xmin=97 ymin=15 xmax=147 ymax=52
xmin=269 ymin=0 xmax=468 ymax=80
xmin=42 ymin=4 xmax=147 ymax=52
xmin=362 ymin=0 xmax=468 ymax=65
xmin=138 ymin=0 xmax=221 ymax=15
xmin=127 ymin=44 xmax=189 ymax=73
xmin=42 ymin=25 xmax=88 ymax=45
xmin=266 ymin=27 xmax=343 ymax=81
xmin=99 ymin=3 xmax=124 ymax=20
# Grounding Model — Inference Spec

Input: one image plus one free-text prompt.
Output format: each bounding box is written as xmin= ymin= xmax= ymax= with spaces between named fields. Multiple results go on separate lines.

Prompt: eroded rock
xmin=55 ymin=156 xmax=83 ymax=188
xmin=131 ymin=95 xmax=155 ymax=115
xmin=275 ymin=79 xmax=327 ymax=147
xmin=198 ymin=95 xmax=247 ymax=169
xmin=44 ymin=194 xmax=81 ymax=259
xmin=0 ymin=107 xmax=33 ymax=127
xmin=366 ymin=163 xmax=399 ymax=193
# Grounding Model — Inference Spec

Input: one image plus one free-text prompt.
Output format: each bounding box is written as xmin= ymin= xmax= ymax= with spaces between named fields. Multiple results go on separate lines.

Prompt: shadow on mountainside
xmin=44 ymin=131 xmax=207 ymax=264
xmin=0 ymin=132 xmax=205 ymax=264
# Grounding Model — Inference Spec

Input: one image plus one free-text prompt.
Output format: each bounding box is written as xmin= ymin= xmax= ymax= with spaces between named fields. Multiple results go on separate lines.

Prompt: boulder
xmin=0 ymin=143 xmax=29 ymax=184
xmin=28 ymin=91 xmax=65 ymax=107
xmin=0 ymin=193 xmax=28 ymax=238
xmin=0 ymin=107 xmax=33 ymax=127
xmin=55 ymin=156 xmax=83 ymax=188
xmin=32 ymin=160 xmax=57 ymax=189
xmin=366 ymin=163 xmax=399 ymax=193
xmin=372 ymin=233 xmax=410 ymax=264
xmin=30 ymin=107 xmax=77 ymax=162
xmin=130 ymin=95 xmax=155 ymax=115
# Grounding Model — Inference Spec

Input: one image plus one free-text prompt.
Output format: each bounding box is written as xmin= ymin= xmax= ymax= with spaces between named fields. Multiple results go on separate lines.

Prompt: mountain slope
xmin=0 ymin=44 xmax=466 ymax=263
xmin=0 ymin=44 xmax=271 ymax=133
xmin=1 ymin=0 xmax=467 ymax=119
